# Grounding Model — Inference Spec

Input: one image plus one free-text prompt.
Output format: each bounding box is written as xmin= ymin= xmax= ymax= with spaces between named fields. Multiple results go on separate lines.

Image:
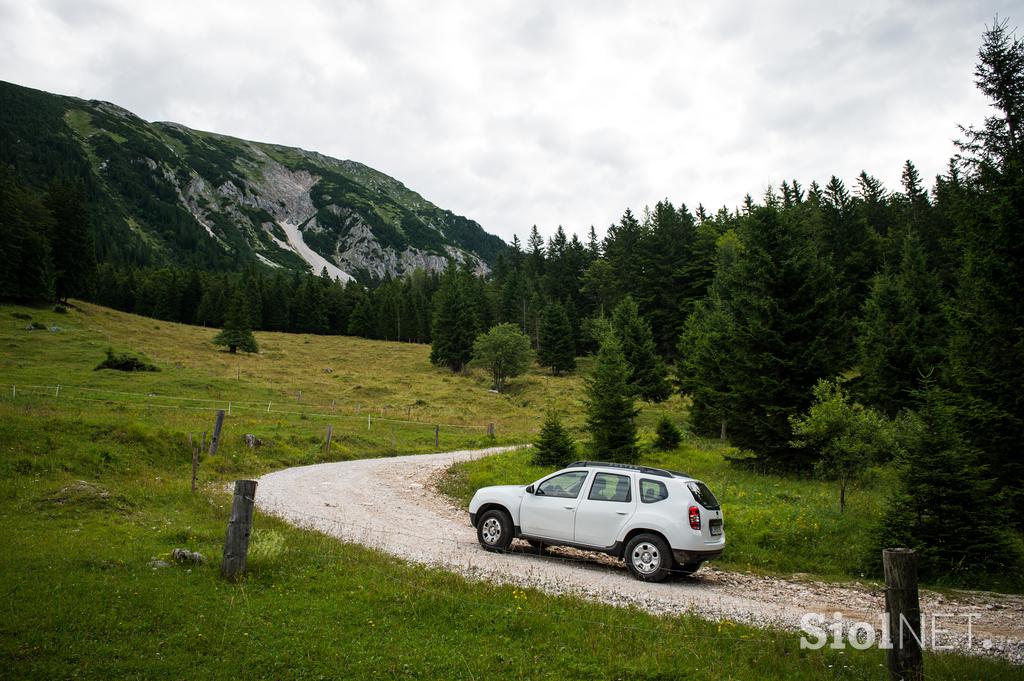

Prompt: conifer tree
xmin=856 ymin=231 xmax=946 ymax=416
xmin=946 ymin=18 xmax=1024 ymax=525
xmin=213 ymin=288 xmax=259 ymax=353
xmin=653 ymin=416 xmax=682 ymax=451
xmin=611 ymin=296 xmax=670 ymax=402
xmin=44 ymin=180 xmax=95 ymax=302
xmin=532 ymin=411 xmax=577 ymax=467
xmin=678 ymin=205 xmax=846 ymax=468
xmin=875 ymin=389 xmax=1020 ymax=584
xmin=537 ymin=300 xmax=575 ymax=375
xmin=584 ymin=334 xmax=639 ymax=463
xmin=430 ymin=263 xmax=479 ymax=372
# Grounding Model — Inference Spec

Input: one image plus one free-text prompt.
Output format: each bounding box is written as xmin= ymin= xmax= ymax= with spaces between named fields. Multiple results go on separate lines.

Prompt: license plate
xmin=710 ymin=520 xmax=723 ymax=536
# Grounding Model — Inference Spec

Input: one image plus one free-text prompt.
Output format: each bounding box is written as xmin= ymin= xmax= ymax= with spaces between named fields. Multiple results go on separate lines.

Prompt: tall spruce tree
xmin=537 ymin=300 xmax=575 ymax=375
xmin=876 ymin=389 xmax=1020 ymax=585
xmin=678 ymin=205 xmax=846 ymax=468
xmin=213 ymin=288 xmax=259 ymax=353
xmin=44 ymin=180 xmax=95 ymax=302
xmin=0 ymin=167 xmax=55 ymax=301
xmin=430 ymin=263 xmax=479 ymax=372
xmin=856 ymin=231 xmax=946 ymax=416
xmin=946 ymin=18 xmax=1024 ymax=525
xmin=611 ymin=295 xmax=671 ymax=402
xmin=584 ymin=333 xmax=639 ymax=463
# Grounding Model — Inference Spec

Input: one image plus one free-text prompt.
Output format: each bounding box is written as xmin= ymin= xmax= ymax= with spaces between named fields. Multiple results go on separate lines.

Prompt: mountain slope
xmin=0 ymin=80 xmax=506 ymax=281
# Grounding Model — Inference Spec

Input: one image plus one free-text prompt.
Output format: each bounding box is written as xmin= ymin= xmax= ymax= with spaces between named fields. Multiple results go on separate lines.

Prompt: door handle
xmin=615 ymin=511 xmax=629 ymax=516
xmin=564 ymin=505 xmax=576 ymax=510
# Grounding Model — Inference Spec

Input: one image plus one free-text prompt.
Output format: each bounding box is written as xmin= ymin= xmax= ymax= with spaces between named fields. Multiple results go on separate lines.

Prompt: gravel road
xmin=256 ymin=446 xmax=1024 ymax=664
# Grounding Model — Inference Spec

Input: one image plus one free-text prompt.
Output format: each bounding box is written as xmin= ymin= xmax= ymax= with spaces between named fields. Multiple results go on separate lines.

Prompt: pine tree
xmin=678 ymin=205 xmax=846 ymax=468
xmin=875 ymin=389 xmax=1020 ymax=585
xmin=584 ymin=334 xmax=639 ymax=463
xmin=537 ymin=300 xmax=575 ymax=375
xmin=430 ymin=264 xmax=479 ymax=372
xmin=347 ymin=296 xmax=375 ymax=337
xmin=213 ymin=288 xmax=259 ymax=353
xmin=945 ymin=18 xmax=1024 ymax=525
xmin=0 ymin=167 xmax=55 ymax=301
xmin=856 ymin=232 xmax=946 ymax=416
xmin=653 ymin=416 xmax=682 ymax=451
xmin=44 ymin=180 xmax=95 ymax=302
xmin=532 ymin=411 xmax=577 ymax=467
xmin=611 ymin=296 xmax=670 ymax=402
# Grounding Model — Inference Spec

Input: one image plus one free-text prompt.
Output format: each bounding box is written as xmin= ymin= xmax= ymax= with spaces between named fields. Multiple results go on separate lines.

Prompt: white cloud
xmin=2 ymin=0 xmax=1016 ymax=242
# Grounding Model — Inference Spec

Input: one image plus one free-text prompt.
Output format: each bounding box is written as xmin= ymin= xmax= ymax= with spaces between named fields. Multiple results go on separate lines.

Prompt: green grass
xmin=1 ymin=301 xmax=1021 ymax=679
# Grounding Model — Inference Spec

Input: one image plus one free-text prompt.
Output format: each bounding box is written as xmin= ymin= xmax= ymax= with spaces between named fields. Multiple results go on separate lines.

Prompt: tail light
xmin=688 ymin=505 xmax=701 ymax=530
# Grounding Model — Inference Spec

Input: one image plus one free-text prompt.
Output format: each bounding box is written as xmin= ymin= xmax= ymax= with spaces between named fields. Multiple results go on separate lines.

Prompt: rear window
xmin=686 ymin=481 xmax=721 ymax=510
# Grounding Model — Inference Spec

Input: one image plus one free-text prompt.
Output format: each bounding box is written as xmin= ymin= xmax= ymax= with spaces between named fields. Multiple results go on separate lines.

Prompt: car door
xmin=518 ymin=470 xmax=591 ymax=541
xmin=573 ymin=472 xmax=636 ymax=548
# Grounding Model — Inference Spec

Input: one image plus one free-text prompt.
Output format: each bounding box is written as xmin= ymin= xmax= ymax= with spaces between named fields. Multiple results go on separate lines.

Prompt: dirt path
xmin=256 ymin=446 xmax=1024 ymax=664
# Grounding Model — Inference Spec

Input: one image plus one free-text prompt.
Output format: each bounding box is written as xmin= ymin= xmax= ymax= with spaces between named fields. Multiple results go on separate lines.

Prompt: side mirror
xmin=525 ymin=484 xmax=535 ymax=494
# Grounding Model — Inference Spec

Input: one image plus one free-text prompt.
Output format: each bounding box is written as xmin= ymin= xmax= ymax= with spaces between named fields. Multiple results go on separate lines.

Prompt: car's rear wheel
xmin=477 ymin=509 xmax=513 ymax=552
xmin=624 ymin=534 xmax=672 ymax=582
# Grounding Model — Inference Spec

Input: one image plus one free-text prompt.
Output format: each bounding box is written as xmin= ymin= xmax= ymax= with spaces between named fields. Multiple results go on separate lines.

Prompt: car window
xmin=537 ymin=471 xmax=589 ymax=499
xmin=639 ymin=479 xmax=668 ymax=503
xmin=587 ymin=473 xmax=632 ymax=503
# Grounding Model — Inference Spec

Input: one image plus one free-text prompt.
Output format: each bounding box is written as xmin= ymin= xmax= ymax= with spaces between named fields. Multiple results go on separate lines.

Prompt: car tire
xmin=624 ymin=534 xmax=673 ymax=582
xmin=477 ymin=509 xmax=513 ymax=552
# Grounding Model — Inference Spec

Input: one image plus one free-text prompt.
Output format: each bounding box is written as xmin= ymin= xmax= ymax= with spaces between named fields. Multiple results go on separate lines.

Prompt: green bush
xmin=532 ymin=411 xmax=577 ymax=467
xmin=653 ymin=416 xmax=682 ymax=450
xmin=95 ymin=348 xmax=160 ymax=372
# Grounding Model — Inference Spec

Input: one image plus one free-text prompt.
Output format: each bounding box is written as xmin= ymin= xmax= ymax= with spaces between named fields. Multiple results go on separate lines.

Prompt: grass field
xmin=2 ymin=301 xmax=1021 ymax=679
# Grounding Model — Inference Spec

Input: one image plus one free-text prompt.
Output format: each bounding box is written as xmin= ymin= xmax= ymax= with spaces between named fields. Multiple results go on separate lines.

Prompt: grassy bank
xmin=1 ymin=301 xmax=1021 ymax=679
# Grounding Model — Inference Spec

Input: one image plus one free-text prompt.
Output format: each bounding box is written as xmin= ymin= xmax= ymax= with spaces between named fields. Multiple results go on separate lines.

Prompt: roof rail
xmin=566 ymin=460 xmax=686 ymax=479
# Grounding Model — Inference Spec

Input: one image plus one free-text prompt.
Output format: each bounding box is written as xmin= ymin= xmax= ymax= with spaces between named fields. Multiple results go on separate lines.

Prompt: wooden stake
xmin=720 ymin=419 xmax=727 ymax=441
xmin=221 ymin=480 xmax=257 ymax=580
xmin=883 ymin=548 xmax=923 ymax=681
xmin=209 ymin=410 xmax=225 ymax=456
xmin=367 ymin=414 xmax=371 ymax=430
xmin=191 ymin=446 xmax=199 ymax=493
xmin=487 ymin=423 xmax=495 ymax=438
xmin=435 ymin=424 xmax=440 ymax=448
xmin=325 ymin=424 xmax=333 ymax=455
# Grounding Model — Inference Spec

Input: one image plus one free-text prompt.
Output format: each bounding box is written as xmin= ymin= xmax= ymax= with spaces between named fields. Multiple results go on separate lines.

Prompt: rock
xmin=149 ymin=560 xmax=171 ymax=569
xmin=323 ymin=367 xmax=333 ymax=374
xmin=244 ymin=434 xmax=263 ymax=448
xmin=171 ymin=548 xmax=205 ymax=564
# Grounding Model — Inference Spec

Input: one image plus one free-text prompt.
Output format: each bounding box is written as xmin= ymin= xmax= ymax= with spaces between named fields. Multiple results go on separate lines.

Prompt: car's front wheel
xmin=477 ymin=508 xmax=513 ymax=552
xmin=624 ymin=534 xmax=673 ymax=582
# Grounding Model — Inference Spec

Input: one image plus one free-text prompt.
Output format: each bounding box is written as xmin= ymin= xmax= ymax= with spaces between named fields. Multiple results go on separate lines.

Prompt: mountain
xmin=0 ymin=80 xmax=506 ymax=282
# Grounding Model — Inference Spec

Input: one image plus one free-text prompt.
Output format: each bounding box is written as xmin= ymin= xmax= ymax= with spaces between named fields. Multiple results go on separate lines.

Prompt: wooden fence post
xmin=435 ymin=424 xmax=440 ymax=448
xmin=720 ymin=419 xmax=727 ymax=441
xmin=221 ymin=480 xmax=257 ymax=580
xmin=208 ymin=410 xmax=225 ymax=456
xmin=191 ymin=445 xmax=199 ymax=492
xmin=487 ymin=423 xmax=495 ymax=438
xmin=883 ymin=548 xmax=923 ymax=681
xmin=324 ymin=424 xmax=333 ymax=455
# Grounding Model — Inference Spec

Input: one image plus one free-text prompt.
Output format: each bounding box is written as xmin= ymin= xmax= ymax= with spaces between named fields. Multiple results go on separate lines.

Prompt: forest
xmin=2 ymin=20 xmax=1022 ymax=584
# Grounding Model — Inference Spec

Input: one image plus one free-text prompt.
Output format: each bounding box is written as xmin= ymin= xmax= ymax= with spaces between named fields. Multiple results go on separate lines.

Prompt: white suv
xmin=468 ymin=461 xmax=724 ymax=581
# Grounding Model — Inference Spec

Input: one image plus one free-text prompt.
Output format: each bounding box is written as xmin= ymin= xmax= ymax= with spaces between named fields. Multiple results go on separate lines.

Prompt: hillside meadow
xmin=1 ymin=301 xmax=1020 ymax=679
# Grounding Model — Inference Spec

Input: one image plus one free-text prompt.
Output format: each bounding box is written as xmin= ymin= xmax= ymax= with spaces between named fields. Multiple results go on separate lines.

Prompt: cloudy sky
xmin=2 ymin=0 xmax=1019 ymax=242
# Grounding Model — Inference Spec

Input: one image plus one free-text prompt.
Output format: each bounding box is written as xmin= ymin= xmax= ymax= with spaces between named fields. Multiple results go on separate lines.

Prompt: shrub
xmin=95 ymin=348 xmax=160 ymax=372
xmin=653 ymin=416 xmax=682 ymax=450
xmin=532 ymin=412 xmax=576 ymax=468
